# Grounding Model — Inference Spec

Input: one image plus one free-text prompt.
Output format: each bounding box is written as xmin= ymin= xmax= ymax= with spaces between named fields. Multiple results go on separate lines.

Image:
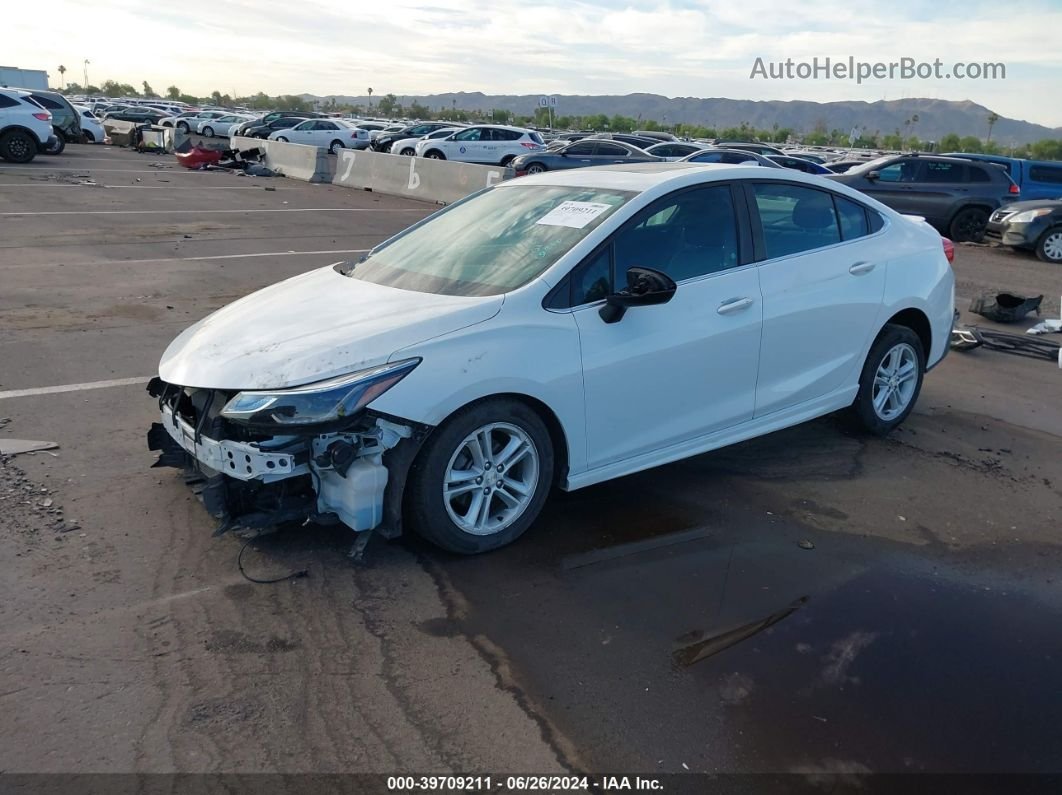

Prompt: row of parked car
xmin=0 ymin=86 xmax=110 ymax=162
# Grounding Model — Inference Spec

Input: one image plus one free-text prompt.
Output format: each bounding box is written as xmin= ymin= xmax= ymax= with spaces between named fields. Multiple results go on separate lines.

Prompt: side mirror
xmin=599 ymin=267 xmax=677 ymax=324
xmin=866 ymin=170 xmax=880 ymax=181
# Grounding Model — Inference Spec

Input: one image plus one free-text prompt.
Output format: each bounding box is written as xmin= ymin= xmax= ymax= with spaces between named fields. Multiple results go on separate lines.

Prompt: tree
xmin=166 ymin=85 xmax=181 ymax=100
xmin=958 ymin=135 xmax=983 ymax=152
xmin=377 ymin=93 xmax=399 ymax=116
xmin=142 ymin=81 xmax=155 ymax=97
xmin=938 ymin=133 xmax=961 ymax=152
xmin=57 ymin=65 xmax=66 ymax=89
xmin=986 ymin=112 xmax=1000 ymax=144
xmin=409 ymin=100 xmax=432 ymax=119
xmin=211 ymin=90 xmax=223 ymax=106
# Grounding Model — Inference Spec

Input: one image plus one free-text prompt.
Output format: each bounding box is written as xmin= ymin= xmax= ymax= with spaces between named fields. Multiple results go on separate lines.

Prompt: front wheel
xmin=852 ymin=324 xmax=925 ymax=436
xmin=425 ymin=149 xmax=446 ymax=160
xmin=949 ymin=207 xmax=989 ymax=243
xmin=1035 ymin=227 xmax=1062 ymax=263
xmin=176 ymin=122 xmax=190 ymax=133
xmin=202 ymin=126 xmax=215 ymax=138
xmin=0 ymin=129 xmax=36 ymax=163
xmin=407 ymin=399 xmax=554 ymax=554
xmin=399 ymin=147 xmax=416 ymax=156
xmin=275 ymin=136 xmax=288 ymax=143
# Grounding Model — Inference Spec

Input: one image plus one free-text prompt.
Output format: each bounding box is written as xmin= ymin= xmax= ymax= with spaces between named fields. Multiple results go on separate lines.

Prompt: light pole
xmin=83 ymin=59 xmax=90 ymax=90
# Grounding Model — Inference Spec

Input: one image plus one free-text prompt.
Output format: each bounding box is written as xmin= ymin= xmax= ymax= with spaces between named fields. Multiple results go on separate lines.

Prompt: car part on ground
xmin=969 ymin=292 xmax=1043 ymax=323
xmin=950 ymin=326 xmax=1062 ymax=364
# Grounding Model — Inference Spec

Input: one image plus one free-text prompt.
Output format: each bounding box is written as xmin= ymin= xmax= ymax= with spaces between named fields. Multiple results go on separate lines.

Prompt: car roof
xmin=500 ymin=162 xmax=767 ymax=192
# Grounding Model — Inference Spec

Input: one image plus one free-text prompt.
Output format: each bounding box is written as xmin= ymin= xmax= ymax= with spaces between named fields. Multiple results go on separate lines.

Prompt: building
xmin=0 ymin=67 xmax=49 ymax=91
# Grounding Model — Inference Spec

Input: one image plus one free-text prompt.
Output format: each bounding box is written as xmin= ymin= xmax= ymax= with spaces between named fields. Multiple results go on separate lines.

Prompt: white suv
xmin=415 ymin=124 xmax=545 ymax=165
xmin=0 ymin=88 xmax=57 ymax=163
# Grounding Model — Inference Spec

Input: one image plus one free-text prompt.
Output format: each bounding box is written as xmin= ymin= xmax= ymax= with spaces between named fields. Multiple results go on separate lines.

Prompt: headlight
xmin=220 ymin=359 xmax=420 ymax=427
xmin=1009 ymin=208 xmax=1053 ymax=224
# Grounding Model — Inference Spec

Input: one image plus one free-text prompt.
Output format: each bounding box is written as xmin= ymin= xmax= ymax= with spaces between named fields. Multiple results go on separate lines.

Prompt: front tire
xmin=177 ymin=121 xmax=190 ymax=133
xmin=0 ymin=129 xmax=36 ymax=163
xmin=949 ymin=207 xmax=989 ymax=243
xmin=400 ymin=147 xmax=416 ymax=156
xmin=202 ymin=126 xmax=215 ymax=138
xmin=275 ymin=136 xmax=288 ymax=143
xmin=852 ymin=324 xmax=925 ymax=436
xmin=407 ymin=399 xmax=554 ymax=554
xmin=425 ymin=149 xmax=446 ymax=160
xmin=1035 ymin=227 xmax=1062 ymax=263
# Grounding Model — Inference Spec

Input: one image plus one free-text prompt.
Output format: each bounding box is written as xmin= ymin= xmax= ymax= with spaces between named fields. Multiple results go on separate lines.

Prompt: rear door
xmin=750 ymin=181 xmax=887 ymax=416
xmin=592 ymin=142 xmax=635 ymax=165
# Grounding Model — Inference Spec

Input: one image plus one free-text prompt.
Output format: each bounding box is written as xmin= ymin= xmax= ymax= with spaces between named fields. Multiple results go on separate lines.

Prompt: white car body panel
xmin=156 ymin=163 xmax=954 ymax=523
xmin=270 ymin=120 xmax=368 ymax=150
xmin=74 ymin=107 xmax=107 ymax=143
xmin=414 ymin=124 xmax=544 ymax=165
xmin=390 ymin=127 xmax=461 ymax=156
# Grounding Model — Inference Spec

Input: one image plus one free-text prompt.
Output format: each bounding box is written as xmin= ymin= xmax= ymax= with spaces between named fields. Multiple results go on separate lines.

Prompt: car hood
xmin=997 ymin=199 xmax=1062 ymax=213
xmin=159 ymin=264 xmax=503 ymax=390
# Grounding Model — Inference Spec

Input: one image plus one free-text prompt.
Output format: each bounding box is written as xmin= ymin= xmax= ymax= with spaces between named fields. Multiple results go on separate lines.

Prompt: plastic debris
xmin=970 ymin=292 xmax=1043 ymax=323
xmin=0 ymin=439 xmax=59 ymax=456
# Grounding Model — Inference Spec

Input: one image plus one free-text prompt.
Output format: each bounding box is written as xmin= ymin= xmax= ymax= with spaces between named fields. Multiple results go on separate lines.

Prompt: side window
xmin=868 ymin=211 xmax=885 ymax=233
xmin=596 ymin=143 xmax=629 ymax=157
xmin=1029 ymin=165 xmax=1062 ymax=184
xmin=876 ymin=161 xmax=919 ymax=182
xmin=498 ymin=129 xmax=522 ymax=141
xmin=0 ymin=94 xmax=17 ymax=108
xmin=922 ymin=161 xmax=965 ymax=183
xmin=32 ymin=95 xmax=62 ymax=109
xmin=752 ymin=183 xmax=842 ymax=258
xmin=967 ymin=166 xmax=991 ymax=183
xmin=565 ymin=143 xmax=597 ymax=156
xmin=319 ymin=122 xmax=338 ymax=131
xmin=453 ymin=128 xmax=481 ymax=142
xmin=615 ymin=185 xmax=740 ymax=282
xmin=570 ymin=247 xmax=613 ymax=306
xmin=834 ymin=195 xmax=870 ymax=240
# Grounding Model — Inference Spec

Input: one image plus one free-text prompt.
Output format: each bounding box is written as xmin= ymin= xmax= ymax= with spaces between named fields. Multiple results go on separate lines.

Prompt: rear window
xmin=0 ymin=93 xmax=17 ymax=108
xmin=529 ymin=132 xmax=545 ymax=145
xmin=968 ymin=167 xmax=991 ymax=183
xmin=1029 ymin=165 xmax=1062 ymax=184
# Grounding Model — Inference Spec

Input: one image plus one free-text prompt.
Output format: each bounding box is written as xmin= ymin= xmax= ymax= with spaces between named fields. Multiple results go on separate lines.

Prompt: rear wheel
xmin=425 ymin=149 xmax=446 ymax=160
xmin=0 ymin=129 xmax=36 ymax=163
xmin=328 ymin=139 xmax=345 ymax=154
xmin=500 ymin=154 xmax=515 ymax=167
xmin=851 ymin=324 xmax=925 ymax=436
xmin=948 ymin=207 xmax=989 ymax=243
xmin=42 ymin=132 xmax=65 ymax=155
xmin=1035 ymin=227 xmax=1062 ymax=263
xmin=407 ymin=399 xmax=554 ymax=554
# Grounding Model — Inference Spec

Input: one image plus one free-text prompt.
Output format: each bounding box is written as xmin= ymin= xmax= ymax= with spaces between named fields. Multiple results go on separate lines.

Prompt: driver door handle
xmin=717 ymin=297 xmax=754 ymax=315
xmin=849 ymin=261 xmax=876 ymax=275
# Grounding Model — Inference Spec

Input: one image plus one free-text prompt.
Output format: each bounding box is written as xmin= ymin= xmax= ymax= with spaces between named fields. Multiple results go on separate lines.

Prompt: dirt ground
xmin=1 ymin=144 xmax=1060 ymax=779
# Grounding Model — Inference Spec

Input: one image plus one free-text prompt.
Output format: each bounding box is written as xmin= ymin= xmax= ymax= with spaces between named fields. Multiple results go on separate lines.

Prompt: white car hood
xmin=159 ymin=265 xmax=502 ymax=390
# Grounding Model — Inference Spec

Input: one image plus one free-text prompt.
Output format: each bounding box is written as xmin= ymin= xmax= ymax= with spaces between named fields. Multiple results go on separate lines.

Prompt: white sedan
xmin=149 ymin=164 xmax=955 ymax=554
xmin=73 ymin=106 xmax=107 ymax=144
xmin=197 ymin=114 xmax=254 ymax=138
xmin=269 ymin=119 xmax=369 ymax=152
xmin=389 ymin=126 xmax=462 ymax=156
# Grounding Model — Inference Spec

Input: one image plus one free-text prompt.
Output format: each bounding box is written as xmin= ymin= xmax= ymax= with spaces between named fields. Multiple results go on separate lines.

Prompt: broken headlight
xmin=220 ymin=359 xmax=420 ymax=428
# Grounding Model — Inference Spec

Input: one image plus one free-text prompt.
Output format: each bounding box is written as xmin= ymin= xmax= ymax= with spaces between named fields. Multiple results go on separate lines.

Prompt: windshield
xmin=347 ymin=185 xmax=634 ymax=296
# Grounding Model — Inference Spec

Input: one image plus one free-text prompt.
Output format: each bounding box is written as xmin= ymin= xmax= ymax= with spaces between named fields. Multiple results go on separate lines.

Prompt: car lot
xmin=2 ymin=145 xmax=1062 ymax=776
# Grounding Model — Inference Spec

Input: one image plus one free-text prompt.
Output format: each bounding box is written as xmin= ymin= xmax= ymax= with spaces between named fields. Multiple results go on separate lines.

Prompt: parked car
xmin=941 ymin=153 xmax=1062 ymax=200
xmin=588 ymin=133 xmax=658 ymax=150
xmin=415 ymin=125 xmax=545 ymax=165
xmin=103 ymin=107 xmax=168 ymax=124
xmin=826 ymin=159 xmax=876 ymax=174
xmin=242 ymin=116 xmax=309 ymax=139
xmin=644 ymin=141 xmax=712 ymax=160
xmin=373 ymin=121 xmax=465 ymax=153
xmin=389 ymin=126 xmax=462 ymax=156
xmin=782 ymin=150 xmax=830 ymax=164
xmin=632 ymin=130 xmax=678 ymax=142
xmin=233 ymin=111 xmax=324 ymax=137
xmin=197 ymin=114 xmax=254 ymax=138
xmin=766 ymin=154 xmax=834 ymax=174
xmin=512 ymin=139 xmax=659 ymax=175
xmin=159 ymin=111 xmax=207 ymax=129
xmin=680 ymin=148 xmax=781 ymax=167
xmin=713 ymin=141 xmax=785 ymax=156
xmin=829 ymin=154 xmax=1020 ymax=242
xmin=0 ymin=88 xmax=56 ymax=163
xmin=25 ymin=90 xmax=82 ymax=154
xmin=984 ymin=199 xmax=1062 ymax=262
xmin=270 ymin=119 xmax=369 ymax=152
xmin=73 ymin=105 xmax=106 ymax=143
xmin=148 ymin=164 xmax=954 ymax=554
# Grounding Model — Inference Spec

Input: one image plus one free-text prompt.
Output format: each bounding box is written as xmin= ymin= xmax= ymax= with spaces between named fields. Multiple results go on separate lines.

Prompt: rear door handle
xmin=849 ymin=261 xmax=876 ymax=275
xmin=717 ymin=297 xmax=754 ymax=315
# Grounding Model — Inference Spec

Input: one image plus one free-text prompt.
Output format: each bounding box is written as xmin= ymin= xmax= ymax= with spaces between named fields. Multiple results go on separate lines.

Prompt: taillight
xmin=32 ymin=112 xmax=50 ymax=121
xmin=1009 ymin=183 xmax=1020 ymax=194
xmin=941 ymin=236 xmax=955 ymax=263
xmin=520 ymin=142 xmax=542 ymax=149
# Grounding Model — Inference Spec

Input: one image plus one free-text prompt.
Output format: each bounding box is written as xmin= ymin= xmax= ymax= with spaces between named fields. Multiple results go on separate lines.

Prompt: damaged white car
xmin=149 ymin=163 xmax=955 ymax=553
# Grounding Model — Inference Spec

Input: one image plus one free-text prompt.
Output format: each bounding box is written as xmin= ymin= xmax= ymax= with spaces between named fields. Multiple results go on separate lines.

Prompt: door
xmin=592 ymin=142 xmax=634 ymax=165
xmin=571 ymin=184 xmax=763 ymax=468
xmin=447 ymin=127 xmax=487 ymax=161
xmin=857 ymin=159 xmax=923 ymax=214
xmin=560 ymin=141 xmax=597 ymax=167
xmin=286 ymin=120 xmax=315 ymax=143
xmin=749 ymin=182 xmax=887 ymax=416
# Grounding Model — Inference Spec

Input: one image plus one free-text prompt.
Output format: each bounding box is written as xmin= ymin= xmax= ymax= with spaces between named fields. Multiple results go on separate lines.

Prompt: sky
xmin=9 ymin=0 xmax=1062 ymax=127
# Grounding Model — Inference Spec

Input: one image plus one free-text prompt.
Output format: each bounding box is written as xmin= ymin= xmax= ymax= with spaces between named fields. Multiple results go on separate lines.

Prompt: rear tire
xmin=500 ymin=154 xmax=515 ymax=167
xmin=42 ymin=133 xmax=65 ymax=155
xmin=407 ymin=399 xmax=554 ymax=554
xmin=1035 ymin=227 xmax=1062 ymax=263
xmin=526 ymin=162 xmax=547 ymax=175
xmin=851 ymin=324 xmax=925 ymax=436
xmin=328 ymin=139 xmax=344 ymax=154
xmin=948 ymin=207 xmax=989 ymax=243
xmin=0 ymin=129 xmax=36 ymax=163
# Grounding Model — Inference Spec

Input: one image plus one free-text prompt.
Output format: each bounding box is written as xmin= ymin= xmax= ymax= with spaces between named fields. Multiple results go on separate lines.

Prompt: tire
xmin=407 ymin=399 xmax=554 ymax=554
xmin=500 ymin=154 xmax=515 ymax=167
xmin=1035 ymin=227 xmax=1062 ymax=263
xmin=202 ymin=126 xmax=215 ymax=138
xmin=425 ymin=149 xmax=446 ymax=160
xmin=82 ymin=131 xmax=95 ymax=144
xmin=526 ymin=162 xmax=547 ymax=175
xmin=176 ymin=122 xmax=190 ymax=133
xmin=0 ymin=129 xmax=36 ymax=163
xmin=851 ymin=324 xmax=925 ymax=436
xmin=328 ymin=139 xmax=344 ymax=154
xmin=42 ymin=132 xmax=65 ymax=155
xmin=948 ymin=207 xmax=989 ymax=243
xmin=399 ymin=147 xmax=416 ymax=156
xmin=276 ymin=136 xmax=288 ymax=143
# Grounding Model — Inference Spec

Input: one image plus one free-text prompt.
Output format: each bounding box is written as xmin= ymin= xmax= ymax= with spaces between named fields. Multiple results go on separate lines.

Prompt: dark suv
xmin=829 ymin=154 xmax=1019 ymax=242
xmin=26 ymin=90 xmax=82 ymax=154
xmin=372 ymin=121 xmax=464 ymax=152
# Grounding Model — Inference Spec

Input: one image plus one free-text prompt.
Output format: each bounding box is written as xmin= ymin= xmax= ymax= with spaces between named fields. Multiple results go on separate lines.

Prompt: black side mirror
xmin=599 ymin=267 xmax=677 ymax=324
xmin=866 ymin=170 xmax=880 ymax=181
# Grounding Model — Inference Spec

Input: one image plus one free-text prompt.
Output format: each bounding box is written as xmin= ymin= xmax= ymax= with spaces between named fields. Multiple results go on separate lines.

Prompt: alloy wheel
xmin=872 ymin=343 xmax=919 ymax=421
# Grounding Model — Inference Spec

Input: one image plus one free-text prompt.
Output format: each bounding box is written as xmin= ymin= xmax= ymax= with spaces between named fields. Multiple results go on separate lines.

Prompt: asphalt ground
xmin=1 ymin=143 xmax=1061 ymax=782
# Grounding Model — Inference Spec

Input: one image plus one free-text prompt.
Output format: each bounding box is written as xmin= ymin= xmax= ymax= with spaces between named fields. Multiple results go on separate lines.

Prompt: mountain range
xmin=301 ymin=92 xmax=1061 ymax=145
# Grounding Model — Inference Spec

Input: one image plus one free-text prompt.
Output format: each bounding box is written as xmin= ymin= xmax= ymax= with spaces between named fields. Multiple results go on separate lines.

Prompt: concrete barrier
xmin=102 ymin=119 xmax=136 ymax=146
xmin=332 ymin=149 xmax=512 ymax=204
xmin=231 ymin=136 xmax=332 ymax=183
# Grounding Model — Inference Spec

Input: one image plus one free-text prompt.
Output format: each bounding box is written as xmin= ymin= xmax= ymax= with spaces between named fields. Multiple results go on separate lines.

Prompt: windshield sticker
xmin=535 ymin=201 xmax=612 ymax=229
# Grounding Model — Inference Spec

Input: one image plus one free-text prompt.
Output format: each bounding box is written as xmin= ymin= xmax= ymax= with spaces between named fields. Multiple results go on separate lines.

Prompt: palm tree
xmin=57 ymin=65 xmax=66 ymax=89
xmin=986 ymin=112 xmax=1000 ymax=144
xmin=367 ymin=87 xmax=373 ymax=110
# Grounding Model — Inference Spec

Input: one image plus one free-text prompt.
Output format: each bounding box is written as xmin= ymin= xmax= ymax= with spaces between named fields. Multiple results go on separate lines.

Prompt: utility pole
xmin=83 ymin=59 xmax=90 ymax=90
